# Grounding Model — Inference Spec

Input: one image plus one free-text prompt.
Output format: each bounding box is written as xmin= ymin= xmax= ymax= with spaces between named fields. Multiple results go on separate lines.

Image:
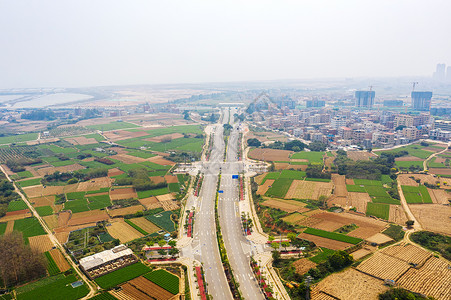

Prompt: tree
xmin=158 ymin=249 xmax=167 ymax=256
xmin=284 ymin=140 xmax=306 ymax=152
xmin=268 ymin=235 xmax=275 ymax=242
xmin=158 ymin=239 xmax=167 ymax=247
xmin=307 ymin=141 xmax=327 ymax=152
xmin=168 ymin=240 xmax=177 ymax=247
xmin=287 ymin=233 xmax=297 ymax=243
xmin=270 ymin=242 xmax=280 ymax=251
xmin=247 ymin=138 xmax=261 ymax=147
xmin=281 ymin=241 xmax=290 ymax=251
xmin=406 ymin=220 xmax=415 ymax=228
xmin=328 ymin=250 xmax=353 ymax=271
xmin=169 ymin=247 xmax=179 ymax=257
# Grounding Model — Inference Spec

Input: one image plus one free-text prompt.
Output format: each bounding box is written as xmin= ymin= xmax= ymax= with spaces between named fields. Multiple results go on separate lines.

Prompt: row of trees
xmin=42 ymin=168 xmax=108 ymax=185
xmin=6 ymin=157 xmax=42 ymax=173
xmin=247 ymin=138 xmax=327 ymax=153
xmin=334 ymin=150 xmax=395 ymax=179
xmin=115 ymin=168 xmax=166 ymax=191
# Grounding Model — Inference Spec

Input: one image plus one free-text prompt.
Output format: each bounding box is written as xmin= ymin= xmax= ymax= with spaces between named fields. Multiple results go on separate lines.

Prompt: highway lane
xmin=192 ymin=110 xmax=233 ymax=299
xmin=219 ymin=109 xmax=264 ymax=299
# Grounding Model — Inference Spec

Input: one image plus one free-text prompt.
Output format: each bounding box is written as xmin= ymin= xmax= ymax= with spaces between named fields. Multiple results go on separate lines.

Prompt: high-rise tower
xmin=355 ymin=91 xmax=375 ymax=108
xmin=411 ymin=91 xmax=433 ymax=111
xmin=433 ymin=63 xmax=446 ymax=81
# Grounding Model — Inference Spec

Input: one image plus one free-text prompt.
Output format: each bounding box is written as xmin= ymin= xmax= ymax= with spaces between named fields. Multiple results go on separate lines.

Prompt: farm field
xmin=13 ymin=217 xmax=46 ymax=239
xmin=94 ymin=262 xmax=151 ymax=289
xmin=265 ymin=178 xmax=293 ymax=198
xmin=366 ymin=202 xmax=390 ymax=220
xmin=86 ymin=121 xmax=139 ymax=131
xmin=409 ymin=204 xmax=451 ymax=235
xmin=28 ymin=234 xmax=53 ymax=253
xmin=290 ymin=151 xmax=324 ymax=163
xmin=402 ymin=185 xmax=433 ymax=203
xmin=146 ymin=211 xmax=175 ymax=232
xmin=49 ymin=249 xmax=71 ymax=272
xmin=106 ymin=219 xmax=143 ymax=243
xmin=144 ymin=269 xmax=180 ymax=294
xmin=285 ymin=180 xmax=333 ymax=200
xmin=126 ymin=276 xmax=175 ymax=300
xmin=261 ymin=199 xmax=309 ymax=213
xmin=303 ymin=228 xmax=362 ymax=244
xmin=297 ymin=233 xmax=353 ymax=250
xmin=248 ymin=148 xmax=293 ymax=161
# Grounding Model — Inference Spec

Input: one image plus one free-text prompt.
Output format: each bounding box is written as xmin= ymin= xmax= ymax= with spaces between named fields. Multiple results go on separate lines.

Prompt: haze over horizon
xmin=1 ymin=0 xmax=450 ymax=89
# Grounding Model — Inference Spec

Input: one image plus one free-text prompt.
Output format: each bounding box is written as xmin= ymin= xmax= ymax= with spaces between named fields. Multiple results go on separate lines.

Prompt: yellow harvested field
xmin=285 ymin=180 xmax=333 ymax=200
xmin=297 ymin=233 xmax=353 ymax=250
xmin=77 ymin=177 xmax=112 ymax=191
xmin=107 ymin=219 xmax=143 ymax=243
xmin=293 ymin=258 xmax=317 ymax=275
xmin=110 ymin=154 xmax=146 ymax=164
xmin=28 ymin=235 xmax=53 ymax=253
xmin=58 ymin=211 xmax=71 ymax=227
xmin=68 ymin=210 xmax=109 ymax=226
xmin=381 ymin=243 xmax=431 ymax=265
xmin=139 ymin=197 xmax=162 ymax=210
xmin=30 ymin=195 xmax=55 ymax=207
xmin=248 ymin=148 xmax=293 ymax=161
xmin=108 ymin=205 xmax=145 ymax=217
xmin=347 ymin=151 xmax=377 ymax=161
xmin=110 ymin=187 xmax=137 ymax=200
xmin=23 ymin=184 xmax=78 ymax=198
xmin=430 ymin=189 xmax=450 ymax=204
xmin=156 ymin=194 xmax=174 ymax=202
xmin=348 ymin=192 xmax=371 ymax=213
xmin=5 ymin=220 xmax=14 ymax=234
xmin=366 ymin=233 xmax=393 ymax=245
xmin=356 ymin=252 xmax=411 ymax=280
xmin=36 ymin=164 xmax=85 ymax=176
xmin=282 ymin=213 xmax=306 ymax=225
xmin=43 ymin=215 xmax=58 ymax=231
xmin=311 ymin=268 xmax=388 ymax=300
xmin=389 ymin=205 xmax=408 ymax=225
xmin=129 ymin=217 xmax=160 ymax=234
xmin=49 ymin=249 xmax=71 ymax=272
xmin=397 ymin=257 xmax=451 ymax=300
xmin=257 ymin=179 xmax=274 ymax=195
xmin=397 ymin=174 xmax=419 ymax=186
xmin=350 ymin=248 xmax=373 ymax=260
xmin=65 ymin=136 xmax=98 ymax=145
xmin=409 ymin=204 xmax=451 ymax=235
xmin=332 ymin=174 xmax=347 ymax=197
xmin=254 ymin=173 xmax=266 ymax=185
xmin=55 ymin=232 xmax=70 ymax=244
xmin=261 ymin=199 xmax=309 ymax=213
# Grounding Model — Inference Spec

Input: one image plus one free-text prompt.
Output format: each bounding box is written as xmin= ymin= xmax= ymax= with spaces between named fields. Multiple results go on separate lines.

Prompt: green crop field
xmin=88 ymin=292 xmax=117 ymax=300
xmin=0 ymin=133 xmax=38 ymax=145
xmin=17 ymin=178 xmax=42 ymax=187
xmin=290 ymin=151 xmax=324 ymax=163
xmin=309 ymin=248 xmax=336 ymax=264
xmin=366 ymin=202 xmax=390 ymax=219
xmin=44 ymin=251 xmax=60 ymax=276
xmin=87 ymin=194 xmax=111 ymax=210
xmin=279 ymin=170 xmax=306 ymax=180
xmin=66 ymin=192 xmax=86 ymax=200
xmin=353 ymin=179 xmax=382 ymax=186
xmin=64 ymin=199 xmax=90 ymax=213
xmin=261 ymin=172 xmax=280 ymax=184
xmin=35 ymin=206 xmax=54 ymax=217
xmin=265 ymin=178 xmax=293 ymax=198
xmin=168 ymin=182 xmax=180 ymax=193
xmin=144 ymin=269 xmax=179 ymax=294
xmin=16 ymin=274 xmax=89 ymax=300
xmin=304 ymin=177 xmax=331 ymax=182
xmin=395 ymin=160 xmax=424 ymax=169
xmin=381 ymin=175 xmax=393 ymax=184
xmin=371 ymin=197 xmax=400 ymax=205
xmin=419 ymin=185 xmax=433 ymax=203
xmin=146 ymin=211 xmax=175 ymax=232
xmin=7 ymin=200 xmax=28 ymax=212
xmin=125 ymin=219 xmax=148 ymax=235
xmin=94 ymin=262 xmax=150 ymax=289
xmin=137 ymin=187 xmax=169 ymax=199
xmin=86 ymin=122 xmax=140 ymax=131
xmin=128 ymin=124 xmax=204 ymax=137
xmin=376 ymin=144 xmax=433 ymax=159
xmin=13 ymin=217 xmax=46 ymax=238
xmin=404 ymin=192 xmax=423 ymax=203
xmin=346 ymin=184 xmax=366 ymax=193
xmin=402 ymin=185 xmax=420 ymax=193
xmin=86 ymin=187 xmax=110 ymax=194
xmin=303 ymin=228 xmax=362 ymax=245
xmin=365 ymin=186 xmax=390 ymax=197
xmin=16 ymin=170 xmax=34 ymax=179
xmin=126 ymin=150 xmax=156 ymax=159
xmin=0 ymin=222 xmax=7 ymax=235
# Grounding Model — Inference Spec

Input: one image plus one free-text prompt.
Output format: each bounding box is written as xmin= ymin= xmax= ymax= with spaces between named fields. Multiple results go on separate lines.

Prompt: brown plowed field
xmin=49 ymin=249 xmax=71 ymax=272
xmin=128 ymin=276 xmax=175 ymax=300
xmin=350 ymin=248 xmax=373 ymax=260
xmin=58 ymin=211 xmax=71 ymax=227
xmin=313 ymin=219 xmax=347 ymax=232
xmin=29 ymin=235 xmax=53 ymax=253
xmin=129 ymin=217 xmax=160 ymax=234
xmin=248 ymin=148 xmax=293 ymax=161
xmin=139 ymin=197 xmax=162 ymax=210
xmin=348 ymin=192 xmax=371 ymax=213
xmin=5 ymin=220 xmax=14 ymax=234
xmin=282 ymin=213 xmax=306 ymax=225
xmin=429 ymin=168 xmax=451 ymax=175
xmin=381 ymin=243 xmax=431 ymax=265
xmin=30 ymin=196 xmax=54 ymax=207
xmin=5 ymin=209 xmax=30 ymax=216
xmin=310 ymin=291 xmax=338 ymax=300
xmin=430 ymin=189 xmax=450 ymax=204
xmin=164 ymin=175 xmax=178 ymax=183
xmin=65 ymin=136 xmax=97 ymax=145
xmin=356 ymin=252 xmax=411 ymax=280
xmin=261 ymin=199 xmax=309 ymax=213
xmin=108 ymin=205 xmax=145 ymax=217
xmin=254 ymin=173 xmax=266 ymax=185
xmin=397 ymin=174 xmax=419 ymax=186
xmin=388 ymin=205 xmax=408 ymax=225
xmin=110 ymin=188 xmax=137 ymax=200
xmin=147 ymin=156 xmax=176 ymax=166
xmin=297 ymin=233 xmax=353 ymax=250
xmin=23 ymin=184 xmax=78 ymax=198
xmin=395 ymin=156 xmax=423 ymax=161
xmin=311 ymin=268 xmax=388 ymax=300
xmin=332 ymin=174 xmax=347 ymax=197
xmin=156 ymin=194 xmax=174 ymax=202
xmin=366 ymin=233 xmax=393 ymax=244
xmin=409 ymin=204 xmax=451 ymax=235
xmin=409 ymin=174 xmax=448 ymax=186
xmin=43 ymin=215 xmax=58 ymax=231
xmin=257 ymin=179 xmax=274 ymax=195
xmin=345 ymin=178 xmax=354 ymax=185
xmin=0 ymin=211 xmax=32 ymax=222
xmin=121 ymin=283 xmax=153 ymax=300
xmin=347 ymin=151 xmax=377 ymax=161
xmin=160 ymin=200 xmax=179 ymax=211
xmin=55 ymin=232 xmax=70 ymax=244
xmin=36 ymin=164 xmax=85 ymax=176
xmin=149 ymin=176 xmax=166 ymax=184
xmin=293 ymin=258 xmax=317 ymax=275
xmin=285 ymin=180 xmax=333 ymax=200
xmin=67 ymin=210 xmax=109 ymax=226
xmin=111 ymin=154 xmax=146 ymax=164
xmin=327 ymin=195 xmax=347 ymax=207
xmin=107 ymin=219 xmax=143 ymax=243
xmin=397 ymin=257 xmax=451 ymax=300
xmin=108 ymin=168 xmax=125 ymax=177
xmin=77 ymin=177 xmax=111 ymax=191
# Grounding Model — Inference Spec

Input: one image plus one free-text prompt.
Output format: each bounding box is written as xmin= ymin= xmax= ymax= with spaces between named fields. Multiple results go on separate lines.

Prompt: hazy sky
xmin=1 ymin=0 xmax=450 ymax=89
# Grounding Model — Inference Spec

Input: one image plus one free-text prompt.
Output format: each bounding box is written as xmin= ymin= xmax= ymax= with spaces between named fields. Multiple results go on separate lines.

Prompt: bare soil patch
xmin=311 ymin=268 xmax=388 ymax=300
xmin=68 ymin=210 xmax=109 ymax=226
xmin=164 ymin=175 xmax=178 ymax=183
xmin=332 ymin=174 xmax=347 ymax=197
xmin=5 ymin=220 xmax=14 ymax=234
xmin=389 ymin=205 xmax=408 ymax=225
xmin=257 ymin=179 xmax=274 ymax=195
xmin=285 ymin=180 xmax=333 ymax=200
xmin=5 ymin=209 xmax=30 ymax=217
xmin=254 ymin=173 xmax=266 ymax=185
xmin=350 ymin=247 xmax=374 ymax=260
xmin=409 ymin=204 xmax=451 ymax=235
xmin=65 ymin=136 xmax=97 ymax=145
xmin=108 ymin=205 xmax=145 ymax=217
xmin=29 ymin=235 xmax=53 ymax=253
xmin=293 ymin=258 xmax=317 ymax=275
xmin=107 ymin=218 xmax=143 ymax=243
xmin=397 ymin=174 xmax=419 ymax=186
xmin=282 ymin=213 xmax=307 ymax=225
xmin=261 ymin=199 xmax=309 ymax=213
xmin=36 ymin=164 xmax=85 ymax=176
xmin=130 ymin=217 xmax=160 ymax=234
xmin=110 ymin=187 xmax=137 ymax=201
xmin=147 ymin=156 xmax=175 ymax=166
xmin=347 ymin=151 xmax=377 ymax=161
xmin=43 ymin=215 xmax=58 ymax=231
xmin=150 ymin=176 xmax=166 ymax=184
xmin=139 ymin=197 xmax=162 ymax=210
xmin=345 ymin=178 xmax=354 ymax=185
xmin=77 ymin=177 xmax=112 ymax=191
xmin=108 ymin=168 xmax=124 ymax=177
xmin=49 ymin=249 xmax=71 ymax=272
xmin=248 ymin=148 xmax=293 ymax=161
xmin=429 ymin=168 xmax=451 ymax=175
xmin=30 ymin=196 xmax=54 ymax=207
xmin=145 ymin=132 xmax=184 ymax=142
xmin=297 ymin=233 xmax=353 ymax=250
xmin=111 ymin=153 xmax=146 ymax=164
xmin=348 ymin=192 xmax=371 ymax=213
xmin=430 ymin=189 xmax=450 ymax=204
xmin=410 ymin=174 xmax=447 ymax=186
xmin=395 ymin=156 xmax=423 ymax=161
xmin=58 ymin=211 xmax=71 ymax=227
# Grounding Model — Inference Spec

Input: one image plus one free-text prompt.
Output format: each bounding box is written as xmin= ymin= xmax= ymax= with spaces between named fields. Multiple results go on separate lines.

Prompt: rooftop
xmin=79 ymin=244 xmax=133 ymax=271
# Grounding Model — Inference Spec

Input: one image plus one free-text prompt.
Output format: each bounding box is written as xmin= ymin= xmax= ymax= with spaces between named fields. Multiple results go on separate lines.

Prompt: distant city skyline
xmin=0 ymin=0 xmax=451 ymax=89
